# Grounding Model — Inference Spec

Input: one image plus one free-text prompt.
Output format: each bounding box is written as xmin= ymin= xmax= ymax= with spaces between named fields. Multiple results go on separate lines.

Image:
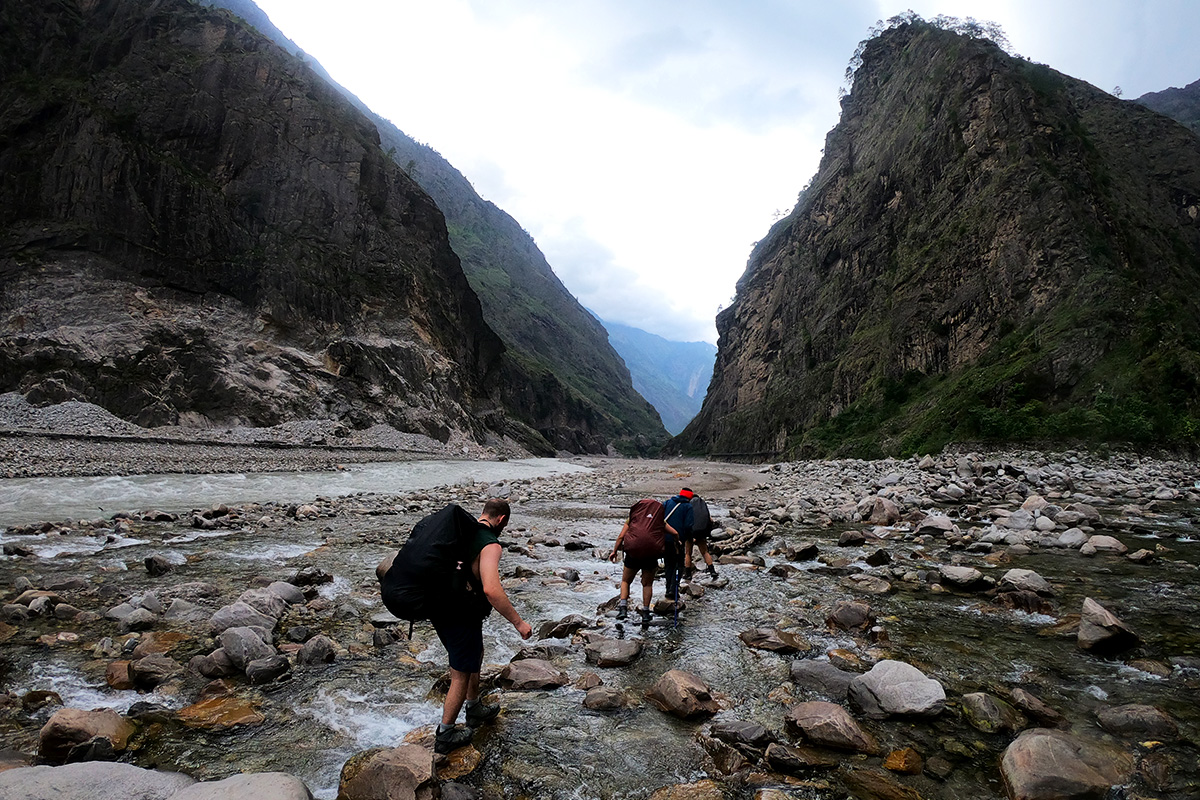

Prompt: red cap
xmin=679 ymin=488 xmax=694 ymax=499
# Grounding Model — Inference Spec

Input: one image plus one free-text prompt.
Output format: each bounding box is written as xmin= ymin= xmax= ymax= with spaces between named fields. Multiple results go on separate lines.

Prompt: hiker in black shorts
xmin=683 ymin=491 xmax=718 ymax=579
xmin=610 ymin=500 xmax=678 ymax=625
xmin=431 ymin=499 xmax=532 ymax=754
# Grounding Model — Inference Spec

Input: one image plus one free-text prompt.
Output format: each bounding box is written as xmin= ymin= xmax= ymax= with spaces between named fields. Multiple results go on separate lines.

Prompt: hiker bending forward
xmin=432 ymin=499 xmax=532 ymax=753
xmin=609 ymin=499 xmax=678 ymax=624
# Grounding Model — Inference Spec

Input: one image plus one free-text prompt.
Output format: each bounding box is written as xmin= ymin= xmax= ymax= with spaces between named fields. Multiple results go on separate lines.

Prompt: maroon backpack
xmin=622 ymin=499 xmax=667 ymax=559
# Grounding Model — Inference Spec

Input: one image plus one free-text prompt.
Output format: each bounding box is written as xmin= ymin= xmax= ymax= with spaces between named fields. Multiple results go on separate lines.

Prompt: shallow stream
xmin=0 ymin=463 xmax=1197 ymax=799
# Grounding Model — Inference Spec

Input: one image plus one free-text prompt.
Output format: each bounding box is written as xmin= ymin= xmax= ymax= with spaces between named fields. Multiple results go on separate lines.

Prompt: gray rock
xmin=738 ymin=628 xmax=812 ymax=655
xmin=498 ymin=659 xmax=568 ymax=690
xmin=218 ymin=627 xmax=275 ymax=670
xmin=1096 ymin=704 xmax=1178 ymax=740
xmin=645 ymin=670 xmax=719 ymax=719
xmin=169 ymin=772 xmax=313 ymax=800
xmin=129 ymin=654 xmax=180 ymax=690
xmin=237 ymin=589 xmax=288 ymax=620
xmin=789 ymin=660 xmax=854 ymax=700
xmin=1000 ymin=729 xmax=1134 ymax=800
xmin=582 ymin=686 xmax=630 ymax=711
xmin=537 ymin=614 xmax=590 ymax=640
xmin=209 ymin=602 xmax=277 ymax=635
xmin=162 ymin=599 xmax=208 ymax=623
xmin=825 ymin=600 xmax=874 ymax=631
xmin=784 ymin=701 xmax=878 ymax=753
xmin=1056 ymin=527 xmax=1089 ymax=548
xmin=848 ymin=660 xmax=946 ymax=719
xmin=937 ymin=565 xmax=986 ymax=589
xmin=297 ymin=635 xmax=336 ymax=666
xmin=0 ymin=762 xmax=195 ymax=800
xmin=119 ymin=607 xmax=157 ymax=633
xmin=1080 ymin=535 xmax=1127 ymax=556
xmin=1078 ymin=598 xmax=1141 ymax=655
xmin=1009 ymin=688 xmax=1064 ymax=727
xmin=584 ymin=637 xmax=643 ymax=667
xmin=265 ymin=581 xmax=306 ymax=606
xmin=1000 ymin=568 xmax=1053 ymax=595
xmin=245 ymin=655 xmax=290 ymax=685
xmin=191 ymin=648 xmax=238 ymax=679
xmin=961 ymin=692 xmax=1027 ymax=734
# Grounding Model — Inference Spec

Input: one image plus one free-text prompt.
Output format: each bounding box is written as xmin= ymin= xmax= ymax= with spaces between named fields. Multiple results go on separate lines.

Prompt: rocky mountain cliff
xmin=201 ymin=0 xmax=667 ymax=453
xmin=599 ymin=319 xmax=715 ymax=435
xmin=1138 ymin=78 xmax=1200 ymax=136
xmin=676 ymin=20 xmax=1200 ymax=458
xmin=0 ymin=0 xmax=655 ymax=453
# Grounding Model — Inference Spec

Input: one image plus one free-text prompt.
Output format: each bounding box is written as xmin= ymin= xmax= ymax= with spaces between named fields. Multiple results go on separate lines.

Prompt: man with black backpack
xmin=380 ymin=499 xmax=533 ymax=755
xmin=683 ymin=491 xmax=718 ymax=580
xmin=662 ymin=488 xmax=695 ymax=603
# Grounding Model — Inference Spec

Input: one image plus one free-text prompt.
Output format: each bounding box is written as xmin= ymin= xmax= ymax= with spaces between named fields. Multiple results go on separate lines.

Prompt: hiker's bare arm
xmin=478 ymin=542 xmax=532 ymax=639
xmin=666 ymin=522 xmax=679 ymax=540
xmin=609 ymin=522 xmax=629 ymax=562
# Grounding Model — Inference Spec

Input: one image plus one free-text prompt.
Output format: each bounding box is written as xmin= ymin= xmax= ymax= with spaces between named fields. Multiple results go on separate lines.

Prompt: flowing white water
xmin=0 ymin=458 xmax=590 ymax=526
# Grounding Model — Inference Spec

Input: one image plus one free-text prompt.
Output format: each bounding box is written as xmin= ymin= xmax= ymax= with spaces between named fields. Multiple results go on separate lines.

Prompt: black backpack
xmin=690 ymin=496 xmax=711 ymax=533
xmin=380 ymin=504 xmax=491 ymax=624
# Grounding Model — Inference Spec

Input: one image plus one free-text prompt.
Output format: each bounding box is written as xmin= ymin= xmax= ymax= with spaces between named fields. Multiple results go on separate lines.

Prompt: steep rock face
xmin=0 ymin=0 xmax=516 ymax=444
xmin=200 ymin=0 xmax=667 ymax=453
xmin=1138 ymin=78 xmax=1200 ymax=136
xmin=677 ymin=22 xmax=1200 ymax=458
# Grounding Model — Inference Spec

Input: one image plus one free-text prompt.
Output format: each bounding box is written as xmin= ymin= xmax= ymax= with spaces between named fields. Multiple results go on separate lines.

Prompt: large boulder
xmin=848 ymin=660 xmax=945 ymax=719
xmin=1077 ymin=598 xmax=1141 ymax=655
xmin=645 ymin=670 xmax=720 ymax=720
xmin=1000 ymin=728 xmax=1134 ymax=800
xmin=37 ymin=709 xmax=136 ymax=765
xmin=218 ymin=627 xmax=276 ymax=671
xmin=337 ymin=745 xmax=435 ymax=800
xmin=0 ymin=762 xmax=195 ymax=800
xmin=999 ymin=569 xmax=1054 ymax=595
xmin=784 ymin=701 xmax=878 ymax=754
xmin=1080 ymin=535 xmax=1127 ymax=556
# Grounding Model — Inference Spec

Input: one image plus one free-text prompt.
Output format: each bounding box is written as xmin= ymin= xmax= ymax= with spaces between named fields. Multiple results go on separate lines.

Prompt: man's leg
xmin=617 ymin=565 xmax=634 ymax=619
xmin=640 ymin=567 xmax=655 ymax=623
xmin=442 ymin=667 xmax=471 ymax=726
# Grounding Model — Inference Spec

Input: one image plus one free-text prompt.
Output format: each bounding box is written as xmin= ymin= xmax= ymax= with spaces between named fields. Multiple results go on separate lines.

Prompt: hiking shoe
xmin=705 ymin=565 xmax=718 ymax=578
xmin=615 ymin=600 xmax=628 ymax=620
xmin=639 ymin=608 xmax=652 ymax=625
xmin=465 ymin=700 xmax=500 ymax=727
xmin=434 ymin=724 xmax=473 ymax=754
xmin=683 ymin=566 xmax=695 ymax=579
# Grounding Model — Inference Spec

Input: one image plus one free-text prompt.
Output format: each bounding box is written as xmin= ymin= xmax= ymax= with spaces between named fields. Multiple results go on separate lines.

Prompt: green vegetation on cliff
xmin=676 ymin=16 xmax=1200 ymax=459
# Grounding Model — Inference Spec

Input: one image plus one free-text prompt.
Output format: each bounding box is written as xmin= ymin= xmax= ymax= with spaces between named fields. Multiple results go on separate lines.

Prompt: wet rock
xmin=177 ymin=695 xmax=265 ymax=730
xmin=999 ymin=569 xmax=1053 ymax=595
xmin=827 ymin=648 xmax=870 ymax=672
xmin=1000 ymin=728 xmax=1134 ymax=800
xmin=498 ymin=659 xmax=568 ymax=690
xmin=838 ymin=530 xmax=866 ymax=547
xmin=144 ymin=554 xmax=173 ymax=577
xmin=210 ymin=602 xmax=276 ymax=635
xmin=337 ymin=745 xmax=434 ymax=800
xmin=848 ymin=660 xmax=946 ymax=719
xmin=162 ymin=598 xmax=208 ymax=624
xmin=825 ymin=600 xmax=874 ymax=632
xmin=583 ymin=686 xmax=631 ymax=711
xmin=864 ymin=547 xmax=891 ymax=566
xmin=585 ymin=637 xmax=643 ymax=667
xmin=784 ymin=701 xmax=878 ymax=753
xmin=1127 ymin=658 xmax=1171 ymax=677
xmin=191 ymin=648 xmax=239 ymax=679
xmin=937 ymin=565 xmax=989 ymax=591
xmin=866 ymin=497 xmax=901 ymax=526
xmin=105 ymin=661 xmax=133 ymax=691
xmin=246 ymin=655 xmax=290 ymax=685
xmin=512 ymin=642 xmax=569 ymax=661
xmin=297 ymin=634 xmax=336 ymax=665
xmin=1009 ymin=688 xmax=1065 ymax=727
xmin=646 ymin=779 xmax=726 ymax=800
xmin=238 ymin=589 xmax=288 ymax=620
xmin=1055 ymin=528 xmax=1089 ymax=548
xmin=789 ymin=659 xmax=854 ymax=700
xmin=1080 ymin=535 xmax=1127 ymax=556
xmin=840 ymin=767 xmax=924 ymax=800
xmin=883 ymin=747 xmax=924 ymax=774
xmin=128 ymin=654 xmax=180 ymax=690
xmin=994 ymin=590 xmax=1055 ymax=615
xmin=914 ymin=514 xmax=956 ymax=536
xmin=537 ymin=614 xmax=589 ymax=640
xmin=961 ymin=692 xmax=1027 ymax=734
xmin=265 ymin=581 xmax=306 ymax=606
xmin=739 ymin=628 xmax=812 ymax=655
xmin=171 ymin=771 xmax=313 ymax=799
xmin=21 ymin=691 xmax=63 ymax=713
xmin=0 ymin=762 xmax=195 ymax=798
xmin=645 ymin=670 xmax=720 ymax=720
xmin=219 ymin=627 xmax=276 ymax=670
xmin=119 ymin=607 xmax=157 ymax=633
xmin=763 ymin=741 xmax=839 ymax=773
xmin=1096 ymin=704 xmax=1178 ymax=740
xmin=290 ymin=567 xmax=333 ymax=586
xmin=845 ymin=574 xmax=894 ymax=594
xmin=709 ymin=719 xmax=773 ymax=753
xmin=1077 ymin=598 xmax=1141 ymax=655
xmin=37 ymin=708 xmax=135 ymax=765
xmin=441 ymin=783 xmax=481 ymax=800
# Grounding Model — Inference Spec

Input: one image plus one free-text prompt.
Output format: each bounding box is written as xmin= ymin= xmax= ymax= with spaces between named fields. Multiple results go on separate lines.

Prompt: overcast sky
xmin=251 ymin=0 xmax=1200 ymax=344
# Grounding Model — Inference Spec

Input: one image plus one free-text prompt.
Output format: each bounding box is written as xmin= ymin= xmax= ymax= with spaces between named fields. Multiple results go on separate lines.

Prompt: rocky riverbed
xmin=1 ymin=436 xmax=1199 ymax=799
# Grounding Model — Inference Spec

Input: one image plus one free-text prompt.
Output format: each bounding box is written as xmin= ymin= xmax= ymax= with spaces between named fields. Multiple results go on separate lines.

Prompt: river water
xmin=0 ymin=459 xmax=1197 ymax=799
xmin=0 ymin=458 xmax=590 ymax=527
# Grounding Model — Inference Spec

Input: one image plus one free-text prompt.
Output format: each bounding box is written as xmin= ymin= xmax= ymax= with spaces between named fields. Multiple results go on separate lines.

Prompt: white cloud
xmin=254 ymin=0 xmax=1200 ymax=345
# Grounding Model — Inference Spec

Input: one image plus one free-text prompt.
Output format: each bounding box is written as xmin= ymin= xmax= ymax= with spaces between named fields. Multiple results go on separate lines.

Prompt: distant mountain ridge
xmin=202 ymin=0 xmax=668 ymax=453
xmin=1137 ymin=78 xmax=1200 ymax=136
xmin=598 ymin=319 xmax=715 ymax=435
xmin=675 ymin=19 xmax=1200 ymax=458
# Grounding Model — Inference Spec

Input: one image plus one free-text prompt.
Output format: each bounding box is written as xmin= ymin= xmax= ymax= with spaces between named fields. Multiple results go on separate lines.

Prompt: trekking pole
xmin=673 ymin=542 xmax=680 ymax=629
